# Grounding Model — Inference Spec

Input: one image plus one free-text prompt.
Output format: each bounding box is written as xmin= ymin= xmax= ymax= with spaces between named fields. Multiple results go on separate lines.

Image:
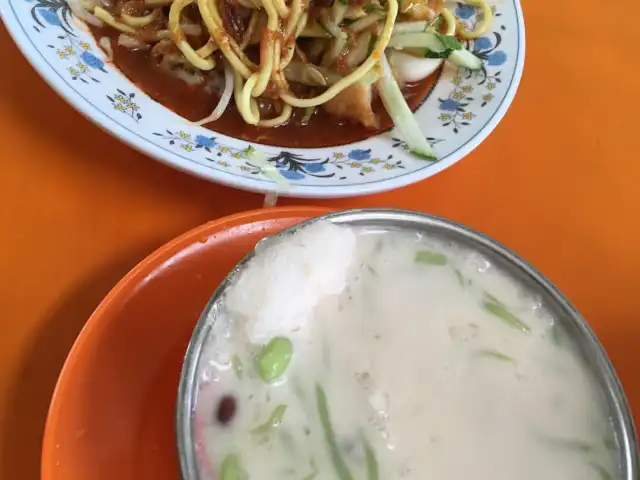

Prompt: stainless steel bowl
xmin=176 ymin=208 xmax=638 ymax=480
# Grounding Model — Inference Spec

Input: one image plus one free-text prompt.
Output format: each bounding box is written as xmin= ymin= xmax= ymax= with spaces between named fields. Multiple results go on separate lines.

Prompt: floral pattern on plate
xmin=2 ymin=0 xmax=524 ymax=196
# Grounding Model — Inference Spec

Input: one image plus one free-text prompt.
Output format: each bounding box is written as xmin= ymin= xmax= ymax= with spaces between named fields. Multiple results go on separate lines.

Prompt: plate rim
xmin=40 ymin=206 xmax=331 ymax=479
xmin=1 ymin=1 xmax=525 ymax=198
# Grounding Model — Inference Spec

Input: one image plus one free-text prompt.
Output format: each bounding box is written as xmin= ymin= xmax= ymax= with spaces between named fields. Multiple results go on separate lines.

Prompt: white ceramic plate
xmin=1 ymin=0 xmax=524 ymax=198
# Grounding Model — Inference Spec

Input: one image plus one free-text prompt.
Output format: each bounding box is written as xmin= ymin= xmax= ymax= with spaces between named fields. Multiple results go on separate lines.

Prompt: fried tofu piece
xmin=323 ymin=82 xmax=379 ymax=129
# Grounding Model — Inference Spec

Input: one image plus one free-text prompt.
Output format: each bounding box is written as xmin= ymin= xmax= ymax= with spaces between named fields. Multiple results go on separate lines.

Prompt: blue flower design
xmin=80 ymin=51 xmax=104 ymax=69
xmin=439 ymin=99 xmax=460 ymax=111
xmin=474 ymin=36 xmax=492 ymax=51
xmin=280 ymin=169 xmax=305 ymax=180
xmin=195 ymin=135 xmax=216 ymax=148
xmin=455 ymin=4 xmax=475 ymax=20
xmin=348 ymin=149 xmax=371 ymax=161
xmin=487 ymin=51 xmax=507 ymax=66
xmin=38 ymin=8 xmax=61 ymax=26
xmin=304 ymin=163 xmax=326 ymax=173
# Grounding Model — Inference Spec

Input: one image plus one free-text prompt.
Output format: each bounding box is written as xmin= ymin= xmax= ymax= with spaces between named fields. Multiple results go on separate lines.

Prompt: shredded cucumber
xmin=388 ymin=32 xmax=444 ymax=51
xmin=478 ymin=349 xmax=516 ymax=363
xmin=482 ymin=294 xmax=531 ymax=334
xmin=363 ymin=439 xmax=380 ymax=480
xmin=251 ymin=404 xmax=287 ymax=435
xmin=219 ymin=454 xmax=241 ymax=480
xmin=415 ymin=250 xmax=447 ymax=265
xmin=316 ymin=385 xmax=354 ymax=480
xmin=392 ymin=21 xmax=430 ymax=34
xmin=378 ymin=54 xmax=436 ymax=161
xmin=244 ymin=146 xmax=289 ymax=188
xmin=448 ymin=48 xmax=483 ymax=70
xmin=388 ymin=32 xmax=483 ymax=71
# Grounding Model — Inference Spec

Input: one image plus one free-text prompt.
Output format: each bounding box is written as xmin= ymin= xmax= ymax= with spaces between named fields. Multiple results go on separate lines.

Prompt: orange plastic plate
xmin=41 ymin=207 xmax=330 ymax=480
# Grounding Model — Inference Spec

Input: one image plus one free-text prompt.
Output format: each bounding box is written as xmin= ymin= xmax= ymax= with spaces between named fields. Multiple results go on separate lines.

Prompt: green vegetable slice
xmin=257 ymin=337 xmax=293 ymax=383
xmin=589 ymin=461 xmax=613 ymax=480
xmin=378 ymin=53 xmax=436 ymax=161
xmin=316 ymin=385 xmax=354 ymax=480
xmin=541 ymin=436 xmax=594 ymax=453
xmin=550 ymin=323 xmax=563 ymax=346
xmin=447 ymin=49 xmax=483 ymax=70
xmin=244 ymin=146 xmax=289 ymax=188
xmin=220 ymin=454 xmax=241 ymax=480
xmin=602 ymin=437 xmax=617 ymax=451
xmin=482 ymin=294 xmax=531 ymax=334
xmin=388 ymin=31 xmax=481 ymax=69
xmin=363 ymin=439 xmax=379 ymax=480
xmin=435 ymin=33 xmax=462 ymax=50
xmin=415 ymin=250 xmax=447 ymax=265
xmin=231 ymin=354 xmax=243 ymax=379
xmin=251 ymin=404 xmax=287 ymax=434
xmin=388 ymin=32 xmax=446 ymax=51
xmin=477 ymin=348 xmax=516 ymax=363
xmin=484 ymin=293 xmax=503 ymax=305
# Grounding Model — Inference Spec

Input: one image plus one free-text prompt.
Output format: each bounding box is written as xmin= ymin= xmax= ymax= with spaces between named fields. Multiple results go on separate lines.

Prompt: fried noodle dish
xmin=69 ymin=0 xmax=492 ymax=154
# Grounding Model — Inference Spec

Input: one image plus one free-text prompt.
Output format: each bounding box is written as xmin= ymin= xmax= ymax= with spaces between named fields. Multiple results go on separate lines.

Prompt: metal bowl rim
xmin=176 ymin=208 xmax=638 ymax=480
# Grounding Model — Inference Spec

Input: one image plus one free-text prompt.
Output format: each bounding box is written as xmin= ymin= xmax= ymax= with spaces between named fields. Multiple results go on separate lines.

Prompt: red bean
xmin=216 ymin=395 xmax=237 ymax=426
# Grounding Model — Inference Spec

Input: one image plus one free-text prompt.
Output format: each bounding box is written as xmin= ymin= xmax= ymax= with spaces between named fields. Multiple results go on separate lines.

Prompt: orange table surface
xmin=1 ymin=1 xmax=639 ymax=478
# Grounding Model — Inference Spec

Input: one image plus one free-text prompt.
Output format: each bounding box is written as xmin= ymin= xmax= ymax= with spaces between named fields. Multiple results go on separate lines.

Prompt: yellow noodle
xmin=233 ymin=69 xmax=243 ymax=110
xmin=271 ymin=39 xmax=289 ymax=90
xmin=279 ymin=39 xmax=296 ymax=70
xmin=240 ymin=10 xmax=260 ymax=50
xmin=284 ymin=0 xmax=303 ymax=39
xmin=170 ymin=0 xmax=215 ymax=70
xmin=280 ymin=0 xmax=397 ymax=108
xmin=250 ymin=0 xmax=278 ymax=97
xmin=258 ymin=103 xmax=292 ymax=127
xmin=198 ymin=0 xmax=255 ymax=77
xmin=201 ymin=0 xmax=256 ymax=69
xmin=252 ymin=41 xmax=275 ymax=96
xmin=121 ymin=9 xmax=159 ymax=28
xmin=145 ymin=0 xmax=174 ymax=5
xmin=272 ymin=0 xmax=290 ymax=19
xmin=272 ymin=39 xmax=282 ymax=78
xmin=250 ymin=98 xmax=260 ymax=118
xmin=93 ymin=7 xmax=136 ymax=34
xmin=440 ymin=8 xmax=456 ymax=36
xmin=197 ymin=39 xmax=218 ymax=57
xmin=279 ymin=11 xmax=306 ymax=70
xmin=235 ymin=72 xmax=261 ymax=126
xmin=263 ymin=0 xmax=280 ymax=37
xmin=176 ymin=40 xmax=215 ymax=68
xmin=456 ymin=0 xmax=492 ymax=39
xmin=237 ymin=73 xmax=261 ymax=124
